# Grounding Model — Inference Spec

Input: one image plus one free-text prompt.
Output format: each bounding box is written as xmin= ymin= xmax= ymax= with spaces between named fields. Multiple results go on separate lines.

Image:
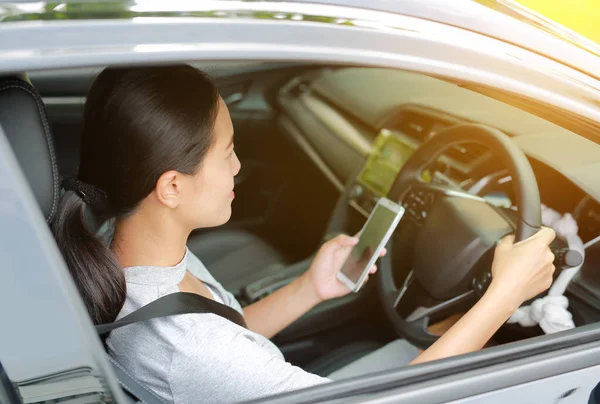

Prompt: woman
xmin=52 ymin=65 xmax=556 ymax=404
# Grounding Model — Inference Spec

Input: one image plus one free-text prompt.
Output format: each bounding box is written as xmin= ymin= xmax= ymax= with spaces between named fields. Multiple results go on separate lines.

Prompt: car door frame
xmin=1 ymin=1 xmax=600 ymax=403
xmin=250 ymin=324 xmax=600 ymax=403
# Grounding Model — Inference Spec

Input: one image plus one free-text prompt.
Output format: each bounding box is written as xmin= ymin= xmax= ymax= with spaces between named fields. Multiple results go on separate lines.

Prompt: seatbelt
xmin=95 ymin=292 xmax=247 ymax=336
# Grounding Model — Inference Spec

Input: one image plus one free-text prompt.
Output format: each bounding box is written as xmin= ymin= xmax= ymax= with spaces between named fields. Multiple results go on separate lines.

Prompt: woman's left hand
xmin=301 ymin=234 xmax=385 ymax=302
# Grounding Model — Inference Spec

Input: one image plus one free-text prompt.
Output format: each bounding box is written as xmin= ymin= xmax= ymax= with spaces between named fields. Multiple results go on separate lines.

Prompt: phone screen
xmin=339 ymin=202 xmax=400 ymax=284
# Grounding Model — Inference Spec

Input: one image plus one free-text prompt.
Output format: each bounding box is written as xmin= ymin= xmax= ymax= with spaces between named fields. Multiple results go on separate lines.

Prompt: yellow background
xmin=518 ymin=0 xmax=600 ymax=43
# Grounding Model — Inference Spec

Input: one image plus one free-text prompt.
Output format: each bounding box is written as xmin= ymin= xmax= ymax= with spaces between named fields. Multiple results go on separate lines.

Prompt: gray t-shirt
xmin=106 ymin=248 xmax=329 ymax=404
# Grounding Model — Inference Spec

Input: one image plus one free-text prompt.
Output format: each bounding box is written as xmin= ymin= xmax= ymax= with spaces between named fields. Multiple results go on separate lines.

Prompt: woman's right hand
xmin=487 ymin=227 xmax=557 ymax=312
xmin=410 ymin=226 xmax=557 ymax=366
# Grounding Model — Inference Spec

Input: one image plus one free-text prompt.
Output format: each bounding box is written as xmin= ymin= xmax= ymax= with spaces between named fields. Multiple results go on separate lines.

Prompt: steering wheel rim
xmin=376 ymin=123 xmax=541 ymax=348
xmin=387 ymin=124 xmax=541 ymax=242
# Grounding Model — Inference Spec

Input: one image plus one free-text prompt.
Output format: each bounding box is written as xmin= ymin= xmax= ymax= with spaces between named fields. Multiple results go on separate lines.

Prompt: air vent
xmin=392 ymin=108 xmax=488 ymax=166
xmin=392 ymin=109 xmax=433 ymax=142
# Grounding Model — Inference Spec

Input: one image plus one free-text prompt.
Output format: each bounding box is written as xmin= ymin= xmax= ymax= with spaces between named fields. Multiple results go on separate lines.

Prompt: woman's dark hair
xmin=52 ymin=65 xmax=220 ymax=324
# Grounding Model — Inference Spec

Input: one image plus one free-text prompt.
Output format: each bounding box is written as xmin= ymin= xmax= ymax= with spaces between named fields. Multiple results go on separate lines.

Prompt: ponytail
xmin=51 ymin=190 xmax=125 ymax=325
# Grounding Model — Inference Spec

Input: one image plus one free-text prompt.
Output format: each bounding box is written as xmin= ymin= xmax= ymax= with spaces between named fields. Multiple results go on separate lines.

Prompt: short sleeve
xmin=185 ymin=250 xmax=244 ymax=314
xmin=168 ymin=316 xmax=329 ymax=404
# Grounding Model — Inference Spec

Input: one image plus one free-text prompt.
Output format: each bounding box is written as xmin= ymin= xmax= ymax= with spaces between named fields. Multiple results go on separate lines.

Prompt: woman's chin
xmin=192 ymin=204 xmax=233 ymax=229
xmin=211 ymin=209 xmax=233 ymax=227
xmin=220 ymin=210 xmax=233 ymax=225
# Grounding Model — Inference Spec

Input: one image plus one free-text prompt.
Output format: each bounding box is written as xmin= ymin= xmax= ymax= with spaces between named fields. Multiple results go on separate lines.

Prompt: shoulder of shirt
xmin=185 ymin=251 xmax=213 ymax=280
xmin=182 ymin=251 xmax=244 ymax=314
xmin=171 ymin=312 xmax=255 ymax=352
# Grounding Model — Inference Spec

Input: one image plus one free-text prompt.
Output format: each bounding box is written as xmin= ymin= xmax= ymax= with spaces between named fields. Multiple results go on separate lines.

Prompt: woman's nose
xmin=233 ymin=151 xmax=241 ymax=176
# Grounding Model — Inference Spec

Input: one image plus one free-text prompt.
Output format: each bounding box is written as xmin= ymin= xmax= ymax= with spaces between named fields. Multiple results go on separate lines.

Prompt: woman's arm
xmin=243 ymin=275 xmax=320 ymax=338
xmin=410 ymin=285 xmax=515 ymax=365
xmin=411 ymin=227 xmax=556 ymax=365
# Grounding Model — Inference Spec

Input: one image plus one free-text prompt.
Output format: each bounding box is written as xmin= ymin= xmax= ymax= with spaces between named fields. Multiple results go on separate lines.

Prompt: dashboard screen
xmin=356 ymin=130 xmax=415 ymax=196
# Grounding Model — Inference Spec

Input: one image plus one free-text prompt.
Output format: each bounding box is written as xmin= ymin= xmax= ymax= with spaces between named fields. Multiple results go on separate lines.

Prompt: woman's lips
xmin=230 ymin=190 xmax=235 ymax=199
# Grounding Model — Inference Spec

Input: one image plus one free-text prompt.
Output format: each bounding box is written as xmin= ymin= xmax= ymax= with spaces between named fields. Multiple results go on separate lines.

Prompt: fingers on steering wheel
xmin=497 ymin=234 xmax=515 ymax=249
xmin=536 ymin=226 xmax=556 ymax=244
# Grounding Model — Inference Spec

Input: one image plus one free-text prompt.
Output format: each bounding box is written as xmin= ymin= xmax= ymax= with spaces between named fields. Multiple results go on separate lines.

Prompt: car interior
xmin=2 ymin=62 xmax=600 ymax=401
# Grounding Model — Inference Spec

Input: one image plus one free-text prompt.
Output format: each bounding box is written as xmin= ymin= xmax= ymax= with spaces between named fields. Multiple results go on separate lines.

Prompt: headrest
xmin=0 ymin=77 xmax=59 ymax=223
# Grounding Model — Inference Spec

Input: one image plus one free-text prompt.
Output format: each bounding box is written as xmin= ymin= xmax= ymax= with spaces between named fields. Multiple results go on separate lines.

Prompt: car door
xmin=248 ymin=324 xmax=600 ymax=404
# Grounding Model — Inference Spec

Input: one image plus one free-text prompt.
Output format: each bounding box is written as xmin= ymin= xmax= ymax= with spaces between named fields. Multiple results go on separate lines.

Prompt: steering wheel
xmin=325 ymin=124 xmax=541 ymax=349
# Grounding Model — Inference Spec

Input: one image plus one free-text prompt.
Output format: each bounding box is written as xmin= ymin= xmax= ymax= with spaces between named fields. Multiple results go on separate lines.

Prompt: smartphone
xmin=336 ymin=197 xmax=405 ymax=292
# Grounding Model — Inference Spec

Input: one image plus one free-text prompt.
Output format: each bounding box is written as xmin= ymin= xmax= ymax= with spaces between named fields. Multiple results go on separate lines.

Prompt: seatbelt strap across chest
xmin=95 ymin=292 xmax=247 ymax=336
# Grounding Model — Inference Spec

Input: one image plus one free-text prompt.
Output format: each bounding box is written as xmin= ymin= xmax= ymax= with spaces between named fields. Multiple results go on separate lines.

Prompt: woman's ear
xmin=155 ymin=170 xmax=181 ymax=209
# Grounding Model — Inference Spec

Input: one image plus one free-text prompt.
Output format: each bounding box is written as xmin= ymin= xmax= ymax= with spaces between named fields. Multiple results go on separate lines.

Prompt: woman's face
xmin=179 ymin=97 xmax=241 ymax=229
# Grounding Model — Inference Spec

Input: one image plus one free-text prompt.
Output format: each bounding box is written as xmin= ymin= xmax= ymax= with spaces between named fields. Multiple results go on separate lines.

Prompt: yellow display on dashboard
xmin=356 ymin=129 xmax=416 ymax=197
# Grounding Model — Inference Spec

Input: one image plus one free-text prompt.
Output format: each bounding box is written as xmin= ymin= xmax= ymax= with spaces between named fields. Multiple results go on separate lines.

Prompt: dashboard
xmin=277 ymin=70 xmax=600 ymax=243
xmin=342 ymin=104 xmax=600 ymax=246
xmin=344 ymin=117 xmax=600 ymax=229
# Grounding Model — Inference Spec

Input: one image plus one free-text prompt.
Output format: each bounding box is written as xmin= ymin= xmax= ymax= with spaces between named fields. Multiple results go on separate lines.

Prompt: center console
xmin=239 ymin=258 xmax=311 ymax=306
